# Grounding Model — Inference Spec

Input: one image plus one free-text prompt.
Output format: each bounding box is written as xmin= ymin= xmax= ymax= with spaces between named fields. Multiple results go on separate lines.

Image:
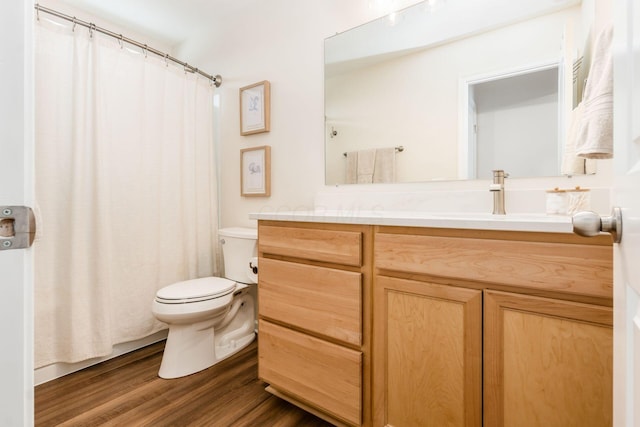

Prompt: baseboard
xmin=34 ymin=329 xmax=168 ymax=386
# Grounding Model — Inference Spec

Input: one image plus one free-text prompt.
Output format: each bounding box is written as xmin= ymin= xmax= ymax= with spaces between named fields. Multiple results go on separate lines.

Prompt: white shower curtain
xmin=34 ymin=17 xmax=220 ymax=367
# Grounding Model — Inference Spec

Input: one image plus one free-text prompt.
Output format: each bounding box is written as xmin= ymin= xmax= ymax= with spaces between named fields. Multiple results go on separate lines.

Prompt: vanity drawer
xmin=375 ymin=231 xmax=612 ymax=299
xmin=259 ymin=320 xmax=362 ymax=426
xmin=259 ymin=224 xmax=362 ymax=266
xmin=259 ymin=257 xmax=362 ymax=346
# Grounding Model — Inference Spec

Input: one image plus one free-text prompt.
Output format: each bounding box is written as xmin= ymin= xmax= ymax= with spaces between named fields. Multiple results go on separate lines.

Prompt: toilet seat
xmin=155 ymin=277 xmax=236 ymax=304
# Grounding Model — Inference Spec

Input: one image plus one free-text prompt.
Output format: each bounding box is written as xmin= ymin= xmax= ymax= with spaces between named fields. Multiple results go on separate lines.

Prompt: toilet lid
xmin=156 ymin=277 xmax=236 ymax=304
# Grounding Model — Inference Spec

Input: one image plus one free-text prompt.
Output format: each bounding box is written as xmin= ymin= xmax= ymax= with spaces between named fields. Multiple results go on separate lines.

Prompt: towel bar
xmin=343 ymin=146 xmax=404 ymax=157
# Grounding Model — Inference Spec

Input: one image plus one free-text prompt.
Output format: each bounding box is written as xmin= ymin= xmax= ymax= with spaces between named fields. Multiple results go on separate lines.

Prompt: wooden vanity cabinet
xmin=257 ymin=221 xmax=372 ymax=427
xmin=373 ymin=226 xmax=613 ymax=427
xmin=257 ymin=221 xmax=613 ymax=427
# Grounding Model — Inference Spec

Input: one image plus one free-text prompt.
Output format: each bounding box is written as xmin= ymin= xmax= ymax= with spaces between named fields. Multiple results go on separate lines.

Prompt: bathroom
xmin=1 ymin=0 xmax=639 ymax=425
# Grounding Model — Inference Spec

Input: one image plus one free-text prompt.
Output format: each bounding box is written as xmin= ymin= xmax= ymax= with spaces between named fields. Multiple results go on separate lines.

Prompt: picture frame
xmin=240 ymin=145 xmax=271 ymax=197
xmin=240 ymin=80 xmax=271 ymax=135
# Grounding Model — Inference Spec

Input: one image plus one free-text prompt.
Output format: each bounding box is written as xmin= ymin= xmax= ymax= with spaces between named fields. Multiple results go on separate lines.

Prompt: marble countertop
xmin=249 ymin=210 xmax=575 ymax=233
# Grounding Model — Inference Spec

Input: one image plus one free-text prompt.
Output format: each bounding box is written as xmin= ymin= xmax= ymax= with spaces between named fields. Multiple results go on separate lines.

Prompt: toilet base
xmin=158 ymin=294 xmax=255 ymax=379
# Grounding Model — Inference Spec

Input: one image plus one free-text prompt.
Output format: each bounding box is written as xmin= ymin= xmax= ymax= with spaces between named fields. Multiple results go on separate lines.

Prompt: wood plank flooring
xmin=35 ymin=339 xmax=333 ymax=427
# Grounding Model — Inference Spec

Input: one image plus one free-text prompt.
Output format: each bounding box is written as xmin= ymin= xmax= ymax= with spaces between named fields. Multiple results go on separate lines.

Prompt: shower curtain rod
xmin=34 ymin=3 xmax=222 ymax=87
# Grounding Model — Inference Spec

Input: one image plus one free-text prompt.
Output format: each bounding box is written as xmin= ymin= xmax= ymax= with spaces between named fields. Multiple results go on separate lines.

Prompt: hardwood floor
xmin=35 ymin=339 xmax=333 ymax=427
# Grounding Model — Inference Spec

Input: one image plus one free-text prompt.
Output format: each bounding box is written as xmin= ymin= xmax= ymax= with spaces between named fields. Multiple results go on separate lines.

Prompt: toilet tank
xmin=219 ymin=227 xmax=258 ymax=284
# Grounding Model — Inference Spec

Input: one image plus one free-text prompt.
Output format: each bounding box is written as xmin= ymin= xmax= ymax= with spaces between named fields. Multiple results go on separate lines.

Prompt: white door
xmin=0 ymin=2 xmax=34 ymax=426
xmin=613 ymin=0 xmax=640 ymax=425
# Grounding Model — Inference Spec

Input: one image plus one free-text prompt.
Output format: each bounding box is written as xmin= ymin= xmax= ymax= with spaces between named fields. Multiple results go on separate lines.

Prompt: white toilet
xmin=152 ymin=227 xmax=258 ymax=379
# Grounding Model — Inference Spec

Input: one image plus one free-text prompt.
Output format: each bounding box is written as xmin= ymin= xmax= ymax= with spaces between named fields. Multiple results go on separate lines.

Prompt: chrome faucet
xmin=489 ymin=170 xmax=507 ymax=215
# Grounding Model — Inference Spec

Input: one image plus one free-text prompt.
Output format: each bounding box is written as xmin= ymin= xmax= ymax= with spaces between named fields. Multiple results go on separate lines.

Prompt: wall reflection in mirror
xmin=325 ymin=0 xmax=611 ymax=185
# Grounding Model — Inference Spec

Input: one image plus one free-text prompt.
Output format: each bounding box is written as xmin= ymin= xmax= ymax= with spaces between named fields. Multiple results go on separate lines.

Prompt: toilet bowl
xmin=151 ymin=227 xmax=258 ymax=379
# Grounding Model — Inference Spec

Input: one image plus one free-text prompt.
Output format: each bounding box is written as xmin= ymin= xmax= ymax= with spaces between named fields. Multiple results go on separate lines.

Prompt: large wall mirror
xmin=325 ymin=0 xmax=608 ymax=185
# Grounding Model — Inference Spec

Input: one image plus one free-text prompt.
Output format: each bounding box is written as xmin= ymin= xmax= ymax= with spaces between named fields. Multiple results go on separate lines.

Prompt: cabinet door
xmin=259 ymin=320 xmax=363 ymax=426
xmin=373 ymin=276 xmax=482 ymax=427
xmin=484 ymin=290 xmax=613 ymax=427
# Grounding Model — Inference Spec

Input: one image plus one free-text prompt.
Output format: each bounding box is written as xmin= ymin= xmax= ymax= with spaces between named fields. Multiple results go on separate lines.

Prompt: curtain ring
xmin=142 ymin=44 xmax=148 ymax=58
xmin=35 ymin=4 xmax=40 ymax=21
xmin=184 ymin=63 xmax=189 ymax=74
xmin=118 ymin=34 xmax=123 ymax=49
xmin=89 ymin=23 xmax=95 ymax=38
xmin=164 ymin=53 xmax=169 ymax=67
xmin=72 ymin=17 xmax=77 ymax=32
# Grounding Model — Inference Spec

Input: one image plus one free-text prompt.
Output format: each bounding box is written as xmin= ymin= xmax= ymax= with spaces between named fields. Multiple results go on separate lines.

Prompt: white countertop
xmin=249 ymin=210 xmax=575 ymax=233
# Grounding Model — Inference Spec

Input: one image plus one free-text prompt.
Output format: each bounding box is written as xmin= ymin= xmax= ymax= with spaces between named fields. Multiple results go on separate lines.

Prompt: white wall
xmin=176 ymin=0 xmax=411 ymax=227
xmin=41 ymin=0 xmax=177 ymax=54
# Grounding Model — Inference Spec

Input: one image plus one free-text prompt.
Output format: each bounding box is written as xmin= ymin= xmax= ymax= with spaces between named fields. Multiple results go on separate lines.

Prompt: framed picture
xmin=240 ymin=146 xmax=271 ymax=197
xmin=240 ymin=80 xmax=271 ymax=135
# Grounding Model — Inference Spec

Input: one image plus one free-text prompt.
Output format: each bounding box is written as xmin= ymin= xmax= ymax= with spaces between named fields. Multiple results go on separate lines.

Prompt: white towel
xmin=345 ymin=151 xmax=357 ymax=184
xmin=357 ymin=149 xmax=376 ymax=184
xmin=562 ymin=103 xmax=588 ymax=175
xmin=373 ymin=147 xmax=396 ymax=183
xmin=575 ymin=25 xmax=613 ymax=159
